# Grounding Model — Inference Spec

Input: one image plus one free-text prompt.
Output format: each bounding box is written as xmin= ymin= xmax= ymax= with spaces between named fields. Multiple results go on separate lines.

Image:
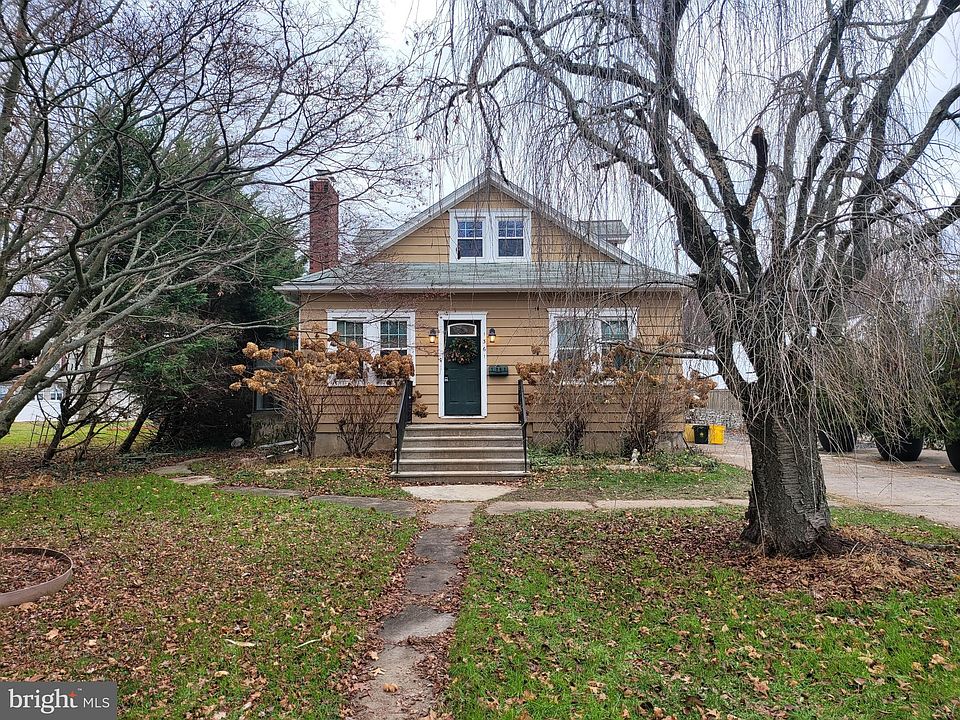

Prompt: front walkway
xmin=703 ymin=438 xmax=960 ymax=528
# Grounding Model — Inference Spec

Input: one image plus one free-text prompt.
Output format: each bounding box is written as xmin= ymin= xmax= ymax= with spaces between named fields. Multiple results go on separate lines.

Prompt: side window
xmin=497 ymin=219 xmax=525 ymax=258
xmin=252 ymin=336 xmax=295 ymax=411
xmin=456 ymin=219 xmax=484 ymax=259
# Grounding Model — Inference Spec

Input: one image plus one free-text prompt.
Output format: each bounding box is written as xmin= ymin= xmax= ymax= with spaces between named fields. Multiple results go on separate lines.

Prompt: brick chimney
xmin=309 ymin=173 xmax=339 ymax=272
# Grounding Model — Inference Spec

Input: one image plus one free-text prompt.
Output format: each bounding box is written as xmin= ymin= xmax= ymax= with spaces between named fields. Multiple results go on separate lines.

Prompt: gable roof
xmin=364 ymin=171 xmax=637 ymax=264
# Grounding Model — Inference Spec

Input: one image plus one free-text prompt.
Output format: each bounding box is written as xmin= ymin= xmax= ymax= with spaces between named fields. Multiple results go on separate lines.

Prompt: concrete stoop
xmin=393 ymin=422 xmax=528 ymax=484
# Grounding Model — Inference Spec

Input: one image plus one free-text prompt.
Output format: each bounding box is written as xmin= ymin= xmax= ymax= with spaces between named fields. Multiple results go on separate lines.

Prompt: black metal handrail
xmin=394 ymin=379 xmax=414 ymax=474
xmin=517 ymin=378 xmax=529 ymax=473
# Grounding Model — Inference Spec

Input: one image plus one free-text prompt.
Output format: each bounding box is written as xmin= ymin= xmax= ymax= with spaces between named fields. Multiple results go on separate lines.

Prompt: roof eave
xmin=276 ymin=281 xmax=689 ymax=294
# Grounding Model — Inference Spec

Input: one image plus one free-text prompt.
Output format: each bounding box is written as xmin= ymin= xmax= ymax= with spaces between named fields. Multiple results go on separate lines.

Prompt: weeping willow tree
xmin=433 ymin=0 xmax=960 ymax=556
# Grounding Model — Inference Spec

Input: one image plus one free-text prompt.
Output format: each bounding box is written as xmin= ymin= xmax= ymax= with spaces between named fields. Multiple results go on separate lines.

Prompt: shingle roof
xmin=574 ymin=220 xmax=631 ymax=244
xmin=278 ymin=262 xmax=687 ymax=294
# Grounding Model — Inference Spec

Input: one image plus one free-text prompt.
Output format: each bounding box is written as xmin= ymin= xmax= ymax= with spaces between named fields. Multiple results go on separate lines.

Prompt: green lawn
xmin=445 ymin=508 xmax=960 ymax=719
xmin=517 ymin=450 xmax=748 ymax=500
xmin=0 ymin=422 xmax=153 ymax=450
xmin=189 ymin=456 xmax=407 ymax=499
xmin=0 ymin=475 xmax=416 ymax=718
xmin=0 ymin=421 xmax=43 ymax=447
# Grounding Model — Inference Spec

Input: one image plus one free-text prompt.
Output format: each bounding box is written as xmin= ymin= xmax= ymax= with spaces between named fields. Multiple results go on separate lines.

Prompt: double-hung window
xmin=336 ymin=320 xmax=365 ymax=348
xmin=455 ymin=219 xmax=484 ymax=259
xmin=549 ymin=309 xmax=635 ymax=375
xmin=497 ymin=218 xmax=525 ymax=258
xmin=599 ymin=318 xmax=630 ymax=368
xmin=449 ymin=210 xmax=530 ymax=261
xmin=555 ymin=317 xmax=590 ymax=372
xmin=379 ymin=320 xmax=408 ymax=356
xmin=335 ymin=319 xmax=368 ymax=379
xmin=326 ymin=310 xmax=416 ymax=384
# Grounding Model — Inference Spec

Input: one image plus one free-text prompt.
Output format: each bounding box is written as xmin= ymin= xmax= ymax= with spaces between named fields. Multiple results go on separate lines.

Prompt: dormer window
xmin=449 ymin=209 xmax=531 ymax=262
xmin=455 ymin=218 xmax=484 ymax=258
xmin=497 ymin=218 xmax=525 ymax=257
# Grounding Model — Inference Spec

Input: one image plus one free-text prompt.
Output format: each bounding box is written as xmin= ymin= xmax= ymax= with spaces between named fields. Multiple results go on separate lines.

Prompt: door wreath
xmin=444 ymin=338 xmax=478 ymax=365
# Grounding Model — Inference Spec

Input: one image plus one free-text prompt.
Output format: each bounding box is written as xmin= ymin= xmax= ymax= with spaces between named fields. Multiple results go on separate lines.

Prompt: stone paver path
xmin=485 ymin=497 xmax=744 ymax=515
xmin=157 ymin=465 xmax=769 ymax=715
xmin=171 ymin=475 xmax=218 ymax=486
xmin=704 ymin=438 xmax=960 ymax=527
xmin=353 ymin=501 xmax=472 ymax=720
xmin=220 ymin=485 xmax=302 ymax=498
xmin=308 ymin=495 xmax=418 ymax=519
xmin=154 ymin=458 xmax=207 ymax=477
xmin=403 ymin=484 xmax=516 ymax=501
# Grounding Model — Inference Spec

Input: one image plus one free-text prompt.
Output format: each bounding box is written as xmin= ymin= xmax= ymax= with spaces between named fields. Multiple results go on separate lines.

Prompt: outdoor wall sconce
xmin=428 ymin=328 xmax=438 ymax=344
xmin=488 ymin=328 xmax=497 ymax=343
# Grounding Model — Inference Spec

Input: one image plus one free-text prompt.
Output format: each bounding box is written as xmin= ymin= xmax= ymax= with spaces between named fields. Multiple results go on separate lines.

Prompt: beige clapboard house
xmin=277 ymin=172 xmax=685 ymax=481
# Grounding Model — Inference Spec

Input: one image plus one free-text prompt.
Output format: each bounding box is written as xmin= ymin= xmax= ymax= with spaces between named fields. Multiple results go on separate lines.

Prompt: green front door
xmin=443 ymin=320 xmax=482 ymax=416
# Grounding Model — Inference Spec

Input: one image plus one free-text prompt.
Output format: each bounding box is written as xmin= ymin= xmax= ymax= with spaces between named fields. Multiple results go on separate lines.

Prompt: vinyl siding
xmin=378 ymin=189 xmax=615 ymax=263
xmin=299 ymin=290 xmax=683 ymax=447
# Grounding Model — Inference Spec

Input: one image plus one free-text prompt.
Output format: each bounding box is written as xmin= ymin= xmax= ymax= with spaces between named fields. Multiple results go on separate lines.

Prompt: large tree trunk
xmin=741 ymin=400 xmax=831 ymax=557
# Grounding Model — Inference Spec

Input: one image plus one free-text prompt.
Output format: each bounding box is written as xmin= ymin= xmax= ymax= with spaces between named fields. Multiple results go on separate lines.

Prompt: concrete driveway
xmin=703 ymin=437 xmax=960 ymax=528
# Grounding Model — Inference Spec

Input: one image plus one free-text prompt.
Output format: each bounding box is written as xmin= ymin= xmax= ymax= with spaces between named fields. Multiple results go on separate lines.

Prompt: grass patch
xmin=189 ymin=456 xmax=406 ymax=499
xmin=0 ymin=421 xmax=152 ymax=450
xmin=446 ymin=508 xmax=960 ymax=719
xmin=516 ymin=450 xmax=748 ymax=501
xmin=0 ymin=475 xmax=416 ymax=718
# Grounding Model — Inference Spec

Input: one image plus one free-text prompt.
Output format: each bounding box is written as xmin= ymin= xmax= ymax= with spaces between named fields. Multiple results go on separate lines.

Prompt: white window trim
xmin=547 ymin=308 xmax=636 ymax=373
xmin=448 ymin=209 xmax=532 ymax=263
xmin=326 ymin=309 xmax=417 ymax=386
xmin=437 ymin=311 xmax=488 ymax=419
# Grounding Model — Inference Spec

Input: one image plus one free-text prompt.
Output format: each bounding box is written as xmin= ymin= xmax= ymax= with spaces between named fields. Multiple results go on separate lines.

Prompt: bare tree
xmin=438 ymin=0 xmax=960 ymax=555
xmin=0 ymin=0 xmax=416 ymax=438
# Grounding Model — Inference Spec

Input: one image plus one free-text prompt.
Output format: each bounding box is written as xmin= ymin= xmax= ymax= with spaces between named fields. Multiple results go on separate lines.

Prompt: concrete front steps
xmin=393 ymin=423 xmax=528 ymax=484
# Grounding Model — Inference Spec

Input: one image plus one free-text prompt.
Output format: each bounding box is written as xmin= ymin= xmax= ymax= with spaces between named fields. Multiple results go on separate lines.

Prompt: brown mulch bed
xmin=0 ymin=550 xmax=69 ymax=594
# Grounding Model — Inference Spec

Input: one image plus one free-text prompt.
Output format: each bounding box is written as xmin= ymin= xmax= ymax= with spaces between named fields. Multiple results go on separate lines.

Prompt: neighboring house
xmin=275 ymin=171 xmax=686 ymax=479
xmin=0 ymin=381 xmax=66 ymax=423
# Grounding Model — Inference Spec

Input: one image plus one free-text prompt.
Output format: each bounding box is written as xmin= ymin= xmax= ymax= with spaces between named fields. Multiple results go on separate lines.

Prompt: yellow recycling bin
xmin=683 ymin=424 xmax=695 ymax=443
xmin=708 ymin=424 xmax=725 ymax=445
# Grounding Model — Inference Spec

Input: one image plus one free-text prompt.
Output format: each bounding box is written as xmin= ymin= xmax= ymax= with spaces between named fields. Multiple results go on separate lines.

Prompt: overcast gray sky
xmin=368 ymin=0 xmax=960 ymax=272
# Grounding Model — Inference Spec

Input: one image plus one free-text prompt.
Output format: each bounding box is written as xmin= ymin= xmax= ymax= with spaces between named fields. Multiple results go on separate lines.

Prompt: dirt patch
xmin=0 ymin=550 xmax=69 ymax=593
